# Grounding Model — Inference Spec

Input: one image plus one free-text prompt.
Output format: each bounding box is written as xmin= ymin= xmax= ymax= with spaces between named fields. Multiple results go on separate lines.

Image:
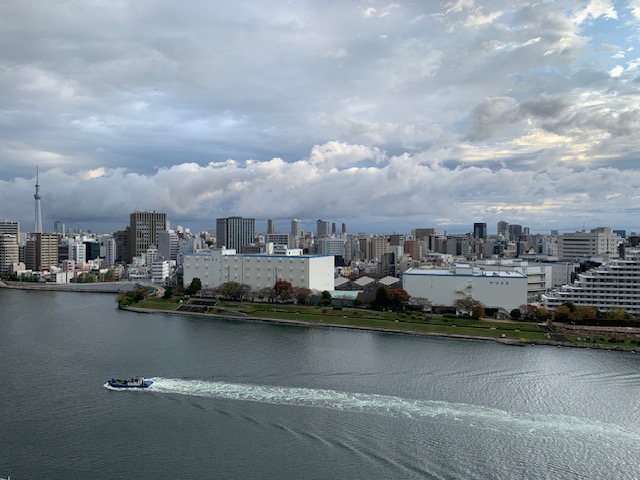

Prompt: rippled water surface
xmin=2 ymin=289 xmax=639 ymax=479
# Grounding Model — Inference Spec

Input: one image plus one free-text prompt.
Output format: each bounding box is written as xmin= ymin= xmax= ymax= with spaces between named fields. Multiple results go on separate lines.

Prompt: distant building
xmin=0 ymin=220 xmax=20 ymax=238
xmin=129 ymin=211 xmax=167 ymax=261
xmin=316 ymin=219 xmax=330 ymax=238
xmin=0 ymin=234 xmax=19 ymax=274
xmin=497 ymin=221 xmax=509 ymax=238
xmin=267 ymin=219 xmax=276 ymax=235
xmin=24 ymin=233 xmax=58 ymax=272
xmin=216 ymin=217 xmax=255 ymax=251
xmin=291 ymin=219 xmax=302 ymax=238
xmin=473 ymin=222 xmax=487 ymax=240
xmin=158 ymin=231 xmax=180 ymax=262
xmin=557 ymin=227 xmax=620 ymax=261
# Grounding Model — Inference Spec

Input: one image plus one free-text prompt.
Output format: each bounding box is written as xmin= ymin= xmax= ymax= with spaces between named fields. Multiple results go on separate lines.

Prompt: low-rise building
xmin=182 ymin=249 xmax=334 ymax=292
xmin=402 ymin=264 xmax=527 ymax=312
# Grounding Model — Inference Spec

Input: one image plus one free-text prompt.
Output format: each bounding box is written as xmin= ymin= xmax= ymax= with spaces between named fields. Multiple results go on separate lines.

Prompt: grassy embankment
xmin=134 ymin=297 xmax=549 ymax=342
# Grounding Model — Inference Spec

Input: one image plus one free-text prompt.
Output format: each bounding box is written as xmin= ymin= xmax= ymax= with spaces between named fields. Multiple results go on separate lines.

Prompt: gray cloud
xmin=1 ymin=1 xmax=639 ymax=234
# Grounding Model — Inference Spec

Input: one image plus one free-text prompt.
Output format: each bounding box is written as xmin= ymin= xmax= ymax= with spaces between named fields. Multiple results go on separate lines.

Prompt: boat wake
xmin=143 ymin=377 xmax=639 ymax=442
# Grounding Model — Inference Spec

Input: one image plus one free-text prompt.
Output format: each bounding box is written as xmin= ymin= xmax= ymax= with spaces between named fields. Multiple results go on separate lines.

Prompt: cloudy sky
xmin=1 ymin=0 xmax=640 ymax=235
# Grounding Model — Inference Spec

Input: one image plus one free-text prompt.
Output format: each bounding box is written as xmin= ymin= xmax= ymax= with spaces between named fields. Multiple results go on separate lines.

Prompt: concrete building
xmin=0 ymin=234 xmax=19 ymax=275
xmin=557 ymin=227 xmax=621 ymax=261
xmin=402 ymin=264 xmax=527 ymax=312
xmin=24 ymin=233 xmax=59 ymax=272
xmin=151 ymin=260 xmax=171 ymax=284
xmin=497 ymin=221 xmax=509 ymax=238
xmin=266 ymin=233 xmax=291 ymax=249
xmin=183 ymin=249 xmax=334 ymax=292
xmin=291 ymin=219 xmax=302 ymax=238
xmin=368 ymin=236 xmax=387 ymax=262
xmin=473 ymin=223 xmax=487 ymax=239
xmin=129 ymin=211 xmax=167 ymax=261
xmin=542 ymin=250 xmax=640 ymax=315
xmin=0 ymin=220 xmax=20 ymax=238
xmin=267 ymin=219 xmax=276 ymax=235
xmin=158 ymin=230 xmax=180 ymax=262
xmin=316 ymin=219 xmax=331 ymax=238
xmin=317 ymin=237 xmax=346 ymax=257
xmin=216 ymin=217 xmax=255 ymax=251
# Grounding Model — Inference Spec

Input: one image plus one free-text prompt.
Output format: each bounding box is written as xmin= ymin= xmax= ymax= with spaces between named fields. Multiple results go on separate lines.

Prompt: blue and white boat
xmin=108 ymin=376 xmax=153 ymax=389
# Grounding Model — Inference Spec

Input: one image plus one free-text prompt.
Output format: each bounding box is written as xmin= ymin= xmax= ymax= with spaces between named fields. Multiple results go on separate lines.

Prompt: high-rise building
xmin=316 ymin=220 xmax=330 ymax=238
xmin=0 ymin=221 xmax=20 ymax=238
xmin=0 ymin=234 xmax=19 ymax=274
xmin=216 ymin=217 xmax=256 ymax=251
xmin=267 ymin=219 xmax=276 ymax=235
xmin=53 ymin=220 xmax=65 ymax=235
xmin=341 ymin=223 xmax=346 ymax=234
xmin=114 ymin=228 xmax=130 ymax=264
xmin=25 ymin=233 xmax=58 ymax=271
xmin=34 ymin=167 xmax=43 ymax=234
xmin=158 ymin=231 xmax=180 ymax=262
xmin=128 ymin=211 xmax=167 ymax=261
xmin=509 ymin=224 xmax=522 ymax=241
xmin=473 ymin=222 xmax=487 ymax=239
xmin=497 ymin=221 xmax=509 ymax=238
xmin=291 ymin=219 xmax=302 ymax=238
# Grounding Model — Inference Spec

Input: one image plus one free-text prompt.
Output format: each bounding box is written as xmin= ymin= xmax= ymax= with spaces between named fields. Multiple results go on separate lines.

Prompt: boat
xmin=108 ymin=376 xmax=153 ymax=389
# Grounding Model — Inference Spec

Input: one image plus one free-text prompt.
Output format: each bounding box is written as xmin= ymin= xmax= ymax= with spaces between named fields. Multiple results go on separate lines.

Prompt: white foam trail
xmin=142 ymin=377 xmax=639 ymax=442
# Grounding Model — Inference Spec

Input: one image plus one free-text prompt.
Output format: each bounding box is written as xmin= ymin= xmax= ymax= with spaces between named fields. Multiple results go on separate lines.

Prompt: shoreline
xmin=122 ymin=305 xmax=636 ymax=352
xmin=2 ymin=282 xmax=634 ymax=352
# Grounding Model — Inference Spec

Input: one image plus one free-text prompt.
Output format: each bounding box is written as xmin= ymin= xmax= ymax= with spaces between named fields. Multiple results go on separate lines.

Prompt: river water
xmin=1 ymin=289 xmax=639 ymax=479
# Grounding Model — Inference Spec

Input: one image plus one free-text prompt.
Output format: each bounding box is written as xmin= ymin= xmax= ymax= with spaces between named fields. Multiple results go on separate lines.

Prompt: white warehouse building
xmin=183 ymin=249 xmax=334 ymax=292
xmin=402 ymin=264 xmax=528 ymax=312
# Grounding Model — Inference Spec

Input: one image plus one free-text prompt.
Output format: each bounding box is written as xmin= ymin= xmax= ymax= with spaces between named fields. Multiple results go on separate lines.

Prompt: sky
xmin=1 ymin=0 xmax=640 ymax=236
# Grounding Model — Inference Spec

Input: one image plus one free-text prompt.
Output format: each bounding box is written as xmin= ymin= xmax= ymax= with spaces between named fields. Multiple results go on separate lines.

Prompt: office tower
xmin=291 ymin=219 xmax=302 ymax=238
xmin=128 ymin=211 xmax=167 ymax=261
xmin=331 ymin=223 xmax=337 ymax=235
xmin=84 ymin=240 xmax=100 ymax=261
xmin=114 ymin=229 xmax=130 ymax=264
xmin=216 ymin=217 xmax=256 ymax=251
xmin=25 ymin=233 xmax=58 ymax=271
xmin=317 ymin=219 xmax=330 ymax=238
xmin=368 ymin=236 xmax=388 ymax=262
xmin=0 ymin=234 xmax=19 ymax=274
xmin=497 ymin=221 xmax=509 ymax=238
xmin=267 ymin=219 xmax=276 ymax=235
xmin=34 ymin=167 xmax=43 ymax=233
xmin=509 ymin=224 xmax=522 ymax=241
xmin=473 ymin=222 xmax=487 ymax=239
xmin=53 ymin=220 xmax=65 ymax=235
xmin=158 ymin=231 xmax=180 ymax=261
xmin=341 ymin=223 xmax=346 ymax=234
xmin=414 ymin=228 xmax=438 ymax=240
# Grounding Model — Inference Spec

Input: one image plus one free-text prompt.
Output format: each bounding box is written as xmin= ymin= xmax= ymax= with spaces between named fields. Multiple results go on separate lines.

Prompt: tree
xmin=321 ymin=290 xmax=332 ymax=306
xmin=162 ymin=287 xmax=174 ymax=299
xmin=518 ymin=304 xmax=538 ymax=321
xmin=185 ymin=277 xmax=202 ymax=296
xmin=604 ymin=307 xmax=631 ymax=321
xmin=387 ymin=288 xmax=410 ymax=312
xmin=408 ymin=297 xmax=432 ymax=312
xmin=220 ymin=281 xmax=251 ymax=301
xmin=292 ymin=287 xmax=312 ymax=305
xmin=510 ymin=308 xmax=522 ymax=320
xmin=454 ymin=297 xmax=481 ymax=316
xmin=256 ymin=287 xmax=276 ymax=303
xmin=274 ymin=280 xmax=294 ymax=302
xmin=472 ymin=304 xmax=485 ymax=319
xmin=372 ymin=285 xmax=390 ymax=310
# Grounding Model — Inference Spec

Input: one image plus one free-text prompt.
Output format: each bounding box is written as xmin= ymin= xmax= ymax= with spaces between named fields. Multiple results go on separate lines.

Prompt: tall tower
xmin=34 ymin=166 xmax=43 ymax=233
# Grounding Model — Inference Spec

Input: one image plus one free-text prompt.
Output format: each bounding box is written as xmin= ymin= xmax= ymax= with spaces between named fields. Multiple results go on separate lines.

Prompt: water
xmin=1 ymin=289 xmax=639 ymax=479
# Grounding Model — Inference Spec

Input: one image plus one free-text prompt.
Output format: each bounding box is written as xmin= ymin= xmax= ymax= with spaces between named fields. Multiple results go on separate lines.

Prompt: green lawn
xmin=135 ymin=299 xmax=547 ymax=341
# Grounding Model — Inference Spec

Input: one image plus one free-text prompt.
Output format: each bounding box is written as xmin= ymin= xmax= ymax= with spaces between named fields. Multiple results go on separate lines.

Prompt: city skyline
xmin=1 ymin=2 xmax=640 ymax=234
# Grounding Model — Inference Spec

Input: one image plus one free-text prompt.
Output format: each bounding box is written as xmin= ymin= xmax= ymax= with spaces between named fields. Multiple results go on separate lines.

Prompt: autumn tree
xmin=387 ymin=288 xmax=410 ymax=312
xmin=274 ymin=280 xmax=294 ymax=302
xmin=454 ymin=297 xmax=484 ymax=317
xmin=292 ymin=287 xmax=312 ymax=305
